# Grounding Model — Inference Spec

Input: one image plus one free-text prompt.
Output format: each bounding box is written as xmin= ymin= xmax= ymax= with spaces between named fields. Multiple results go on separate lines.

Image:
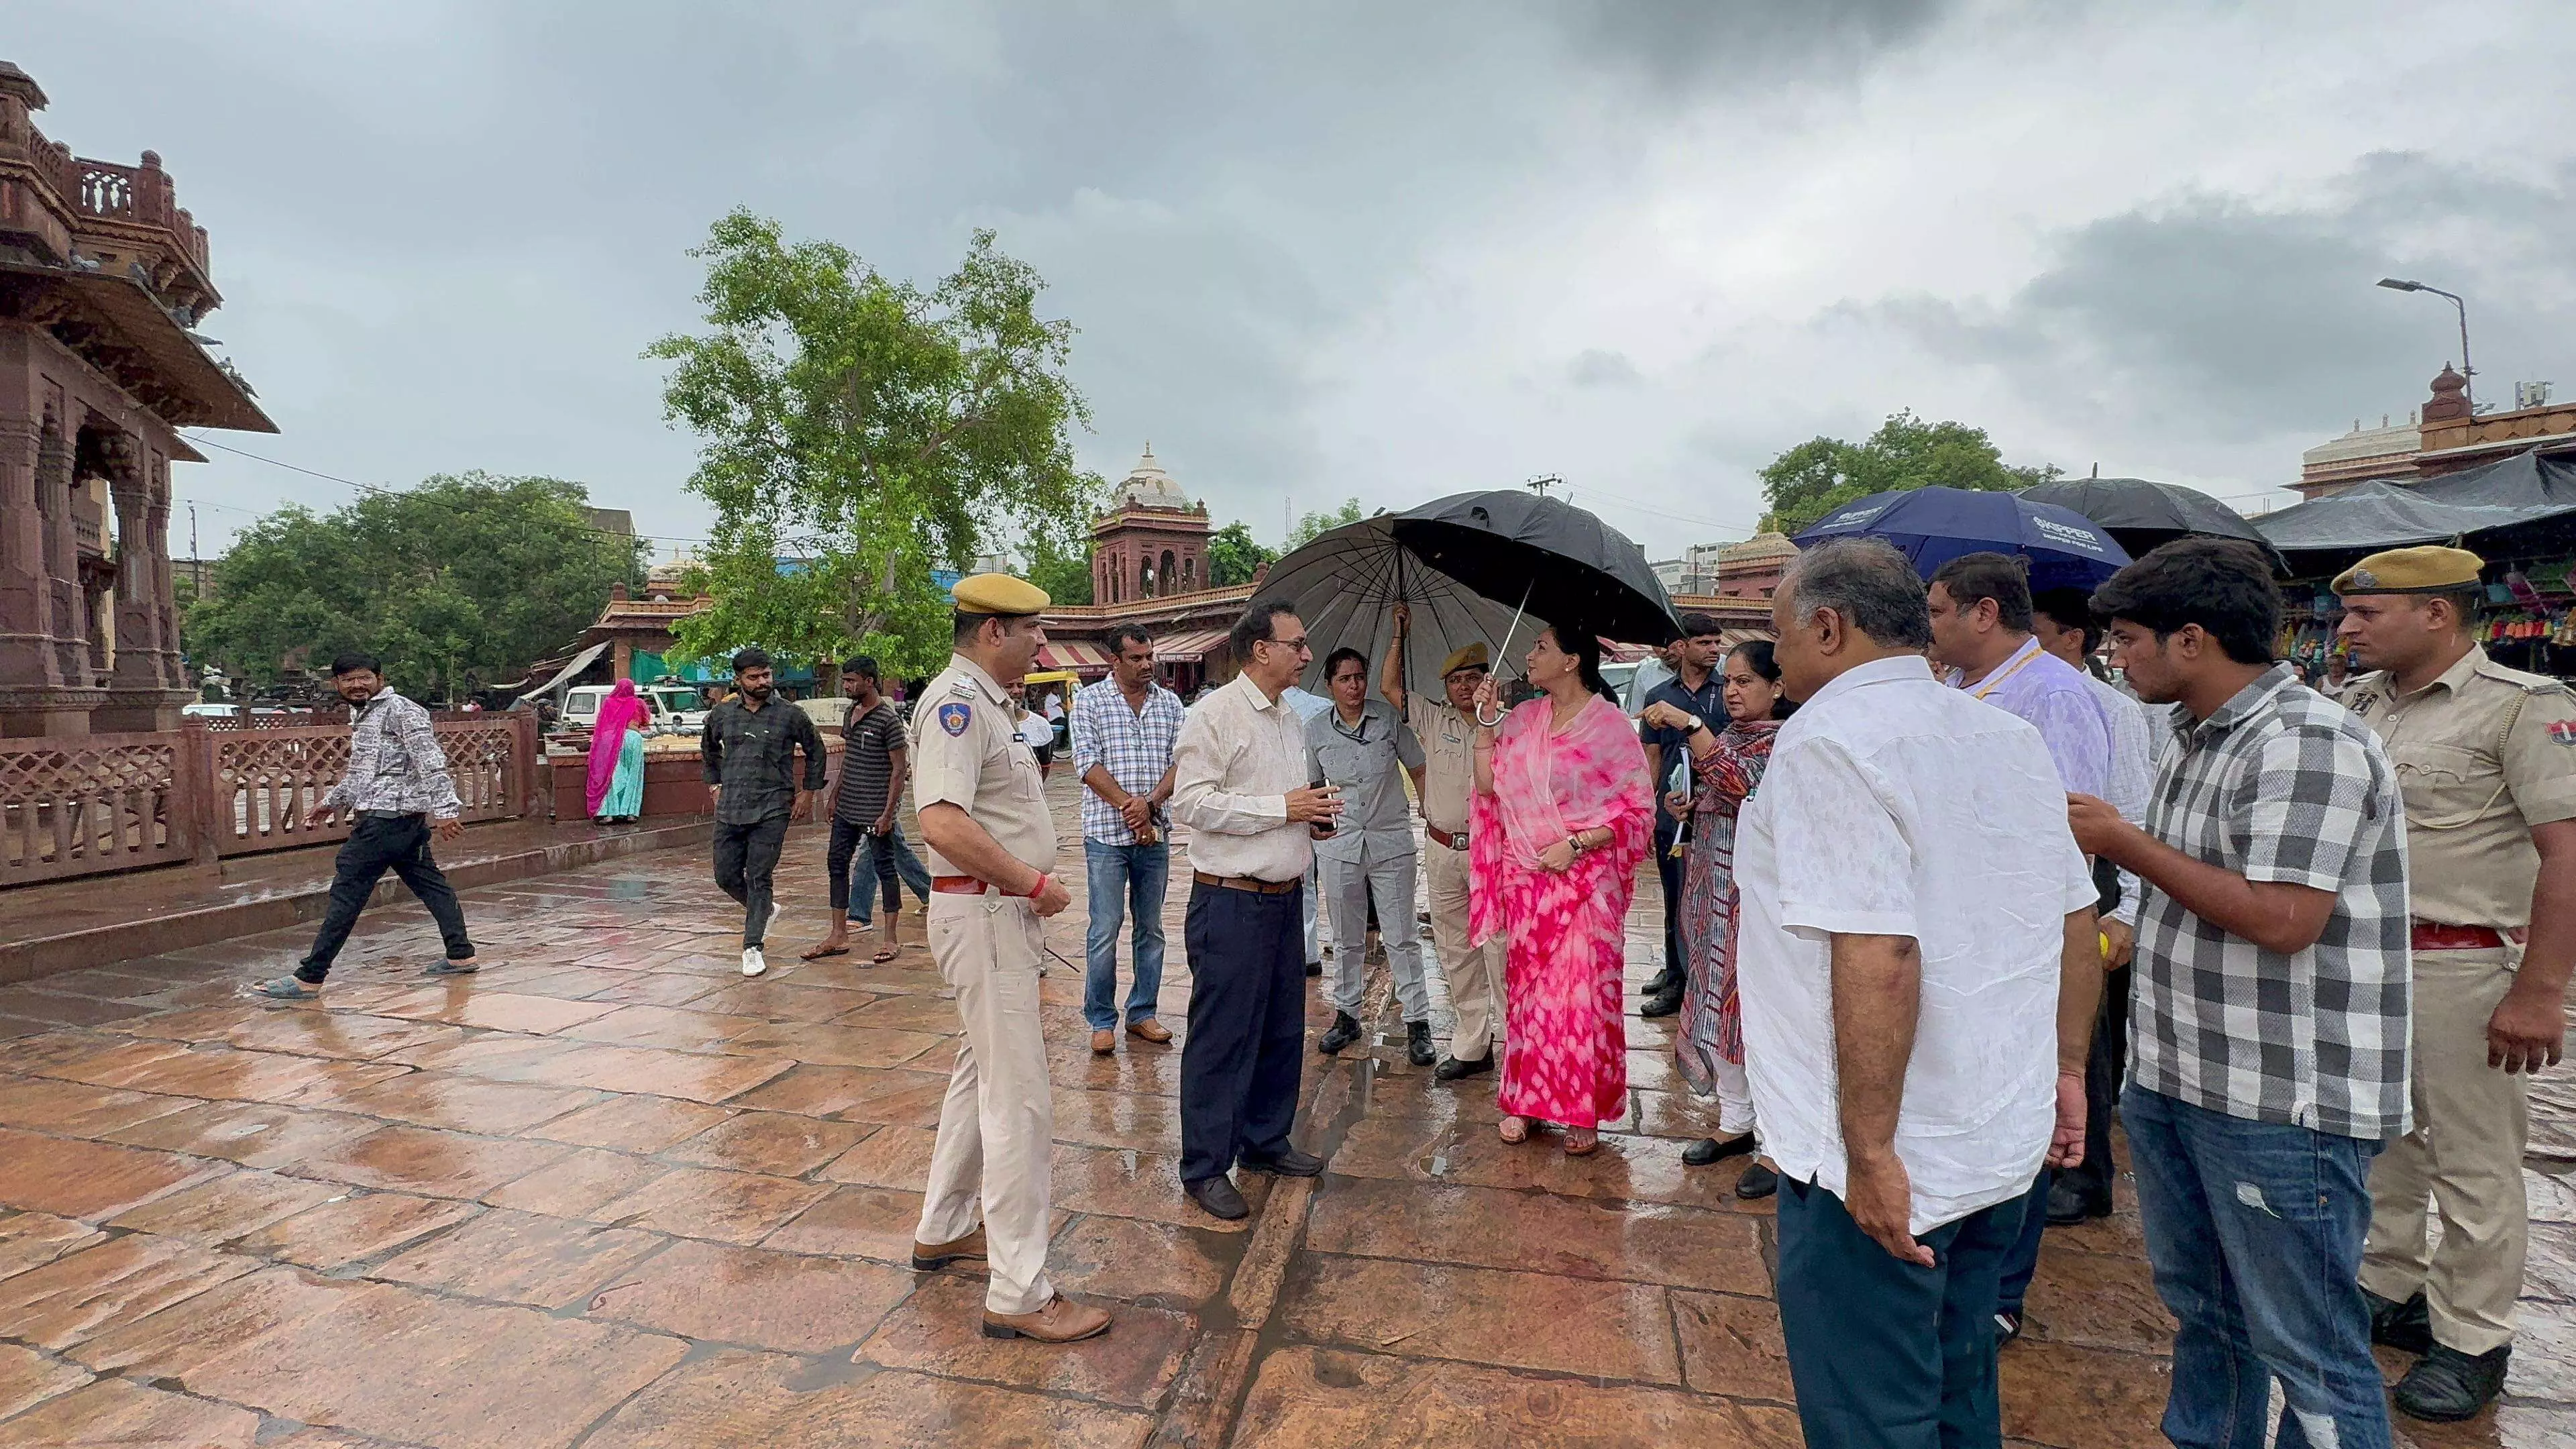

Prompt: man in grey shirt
xmin=1306 ymin=646 xmax=1432 ymax=1065
xmin=701 ymin=647 xmax=828 ymax=979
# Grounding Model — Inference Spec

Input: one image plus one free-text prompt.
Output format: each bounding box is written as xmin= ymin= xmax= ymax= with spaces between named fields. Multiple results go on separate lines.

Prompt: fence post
xmin=178 ymin=715 xmax=221 ymax=868
xmin=513 ymin=708 xmax=543 ymax=818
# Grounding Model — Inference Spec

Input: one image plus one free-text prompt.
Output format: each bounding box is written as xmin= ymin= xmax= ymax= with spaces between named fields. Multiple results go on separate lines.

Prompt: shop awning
xmin=1151 ymin=628 xmax=1232 ymax=663
xmin=1035 ymin=640 xmax=1113 ymax=674
xmin=2257 ymin=449 xmax=2576 ymax=555
xmin=521 ymin=641 xmax=610 ymax=700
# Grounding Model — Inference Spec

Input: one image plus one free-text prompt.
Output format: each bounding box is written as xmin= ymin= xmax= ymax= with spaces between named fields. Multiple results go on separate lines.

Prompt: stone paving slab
xmin=0 ymin=771 xmax=2569 ymax=1448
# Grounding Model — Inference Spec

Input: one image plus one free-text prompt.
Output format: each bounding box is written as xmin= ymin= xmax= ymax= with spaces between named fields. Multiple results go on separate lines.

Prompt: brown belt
xmin=2411 ymin=921 xmax=2518 ymax=951
xmin=931 ymin=875 xmax=991 ymax=896
xmin=1426 ymin=823 xmax=1464 ymax=851
xmin=1193 ymin=870 xmax=1299 ymax=895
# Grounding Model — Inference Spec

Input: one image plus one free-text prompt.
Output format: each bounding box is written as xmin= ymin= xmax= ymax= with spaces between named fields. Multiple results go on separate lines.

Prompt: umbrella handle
xmin=1477 ymin=579 xmax=1535 ymax=729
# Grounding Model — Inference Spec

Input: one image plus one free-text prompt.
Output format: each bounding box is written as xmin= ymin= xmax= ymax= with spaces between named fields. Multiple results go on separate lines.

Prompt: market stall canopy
xmin=520 ymin=641 xmax=610 ymax=701
xmin=1033 ymin=640 xmax=1112 ymax=675
xmin=2255 ymin=450 xmax=2576 ymax=554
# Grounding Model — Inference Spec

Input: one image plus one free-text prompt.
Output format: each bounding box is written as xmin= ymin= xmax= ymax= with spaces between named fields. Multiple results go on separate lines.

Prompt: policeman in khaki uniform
xmin=905 ymin=574 xmax=1112 ymax=1345
xmin=1382 ymin=608 xmax=1506 ymax=1080
xmin=2336 ymin=545 xmax=2576 ymax=1421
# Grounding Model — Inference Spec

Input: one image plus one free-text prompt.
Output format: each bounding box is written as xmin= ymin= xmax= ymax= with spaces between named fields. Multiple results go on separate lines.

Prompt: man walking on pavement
xmin=2337 ymin=545 xmax=2576 ymax=1421
xmin=1309 ymin=644 xmax=1434 ymax=1065
xmin=805 ymin=657 xmax=932 ymax=967
xmin=906 ymin=574 xmax=1111 ymax=1344
xmin=1383 ymin=606 xmax=1506 ymax=1080
xmin=1169 ymin=600 xmax=1346 ymax=1220
xmin=1638 ymin=613 xmax=1730 ymax=1018
xmin=1073 ymin=626 xmax=1186 ymax=1056
xmin=702 ymin=647 xmax=826 ymax=979
xmin=258 ymin=653 xmax=485 ymax=998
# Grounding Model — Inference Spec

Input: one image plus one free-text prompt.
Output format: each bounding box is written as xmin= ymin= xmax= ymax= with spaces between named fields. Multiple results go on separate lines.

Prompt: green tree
xmin=647 ymin=209 xmax=1103 ymax=681
xmin=1758 ymin=410 xmax=2060 ymax=535
xmin=1207 ymin=521 xmax=1275 ymax=586
xmin=1287 ymin=497 xmax=1365 ymax=548
xmin=1024 ymin=530 xmax=1093 ymax=606
xmin=183 ymin=473 xmax=643 ymax=701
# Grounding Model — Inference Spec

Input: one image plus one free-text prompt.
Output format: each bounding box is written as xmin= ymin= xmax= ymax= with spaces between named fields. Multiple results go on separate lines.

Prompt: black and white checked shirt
xmin=2130 ymin=665 xmax=2412 ymax=1140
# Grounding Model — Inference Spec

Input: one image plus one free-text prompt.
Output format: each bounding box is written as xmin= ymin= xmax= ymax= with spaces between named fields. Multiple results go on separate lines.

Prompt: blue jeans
xmin=1083 ymin=839 xmax=1169 ymax=1031
xmin=1776 ymin=1174 xmax=2025 ymax=1448
xmin=2124 ymin=1084 xmax=2390 ymax=1449
xmin=830 ymin=818 xmax=931 ymax=925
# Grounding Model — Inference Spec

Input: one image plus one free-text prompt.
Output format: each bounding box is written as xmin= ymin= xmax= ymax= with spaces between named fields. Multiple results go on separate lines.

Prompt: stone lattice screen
xmin=1 ymin=714 xmax=540 ymax=889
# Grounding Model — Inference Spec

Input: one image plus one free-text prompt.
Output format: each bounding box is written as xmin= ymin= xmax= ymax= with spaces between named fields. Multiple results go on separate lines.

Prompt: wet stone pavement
xmin=1 ymin=770 xmax=2573 ymax=1448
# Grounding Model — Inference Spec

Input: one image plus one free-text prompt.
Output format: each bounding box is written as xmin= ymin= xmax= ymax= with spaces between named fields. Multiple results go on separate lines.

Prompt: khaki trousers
xmin=1423 ymin=841 xmax=1505 ymax=1061
xmin=2360 ymin=947 xmax=2530 ymax=1354
xmin=916 ymin=891 xmax=1057 ymax=1316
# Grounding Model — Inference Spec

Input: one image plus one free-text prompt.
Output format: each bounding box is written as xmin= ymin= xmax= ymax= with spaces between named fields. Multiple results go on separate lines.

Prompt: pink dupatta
xmin=584 ymin=679 xmax=650 ymax=816
xmin=1468 ymin=692 xmax=1652 ymax=943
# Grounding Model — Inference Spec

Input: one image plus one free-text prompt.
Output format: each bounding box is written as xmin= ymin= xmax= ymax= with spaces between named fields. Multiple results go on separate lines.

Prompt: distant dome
xmin=1719 ymin=531 xmax=1799 ymax=563
xmin=1110 ymin=445 xmax=1193 ymax=512
xmin=645 ymin=553 xmax=698 ymax=592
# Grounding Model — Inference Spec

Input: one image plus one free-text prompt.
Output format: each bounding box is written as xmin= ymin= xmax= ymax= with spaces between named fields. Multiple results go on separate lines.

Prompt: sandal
xmin=871 ymin=947 xmax=899 ymax=965
xmin=1497 ymin=1115 xmax=1530 ymax=1145
xmin=1563 ymin=1127 xmax=1599 ymax=1157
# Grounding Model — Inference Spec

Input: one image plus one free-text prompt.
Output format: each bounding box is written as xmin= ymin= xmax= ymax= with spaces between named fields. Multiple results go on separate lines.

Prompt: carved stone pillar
xmin=0 ymin=411 xmax=59 ymax=688
xmin=145 ymin=453 xmax=183 ymax=690
xmin=103 ymin=431 xmax=161 ymax=692
xmin=36 ymin=417 xmax=85 ymax=685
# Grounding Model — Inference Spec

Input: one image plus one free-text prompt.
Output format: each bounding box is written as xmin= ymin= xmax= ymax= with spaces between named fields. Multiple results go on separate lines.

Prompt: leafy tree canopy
xmin=647 ymin=210 xmax=1102 ymax=681
xmin=1287 ymin=497 xmax=1365 ymax=549
xmin=1758 ymin=410 xmax=2060 ymax=535
xmin=1207 ymin=521 xmax=1276 ymax=587
xmin=183 ymin=472 xmax=643 ymax=701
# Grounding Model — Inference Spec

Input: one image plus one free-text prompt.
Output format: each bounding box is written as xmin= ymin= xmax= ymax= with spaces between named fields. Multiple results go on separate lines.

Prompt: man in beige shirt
xmin=2337 ymin=545 xmax=2576 ymax=1421
xmin=1383 ymin=606 xmax=1505 ymax=1080
xmin=1169 ymin=600 xmax=1345 ymax=1220
xmin=905 ymin=574 xmax=1109 ymax=1346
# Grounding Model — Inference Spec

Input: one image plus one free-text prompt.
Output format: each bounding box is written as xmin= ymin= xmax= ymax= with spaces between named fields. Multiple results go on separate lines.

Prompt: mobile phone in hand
xmin=1309 ymin=774 xmax=1338 ymax=839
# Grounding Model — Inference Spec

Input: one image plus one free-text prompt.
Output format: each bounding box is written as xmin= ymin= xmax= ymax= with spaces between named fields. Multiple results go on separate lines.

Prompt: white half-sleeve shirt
xmin=1735 ymin=654 xmax=2100 ymax=1234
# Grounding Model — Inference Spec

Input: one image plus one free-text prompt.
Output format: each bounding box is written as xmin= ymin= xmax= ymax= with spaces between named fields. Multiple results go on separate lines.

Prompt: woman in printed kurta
xmin=1647 ymin=641 xmax=1792 ymax=1191
xmin=1468 ymin=625 xmax=1652 ymax=1155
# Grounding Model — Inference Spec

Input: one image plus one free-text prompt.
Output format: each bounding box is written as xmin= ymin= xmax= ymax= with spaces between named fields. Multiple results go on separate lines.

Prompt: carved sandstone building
xmin=0 ymin=61 xmax=274 ymax=735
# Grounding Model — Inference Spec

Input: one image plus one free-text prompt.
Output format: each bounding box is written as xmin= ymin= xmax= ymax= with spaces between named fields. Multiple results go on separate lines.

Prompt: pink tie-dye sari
xmin=1468 ymin=692 xmax=1652 ymax=1128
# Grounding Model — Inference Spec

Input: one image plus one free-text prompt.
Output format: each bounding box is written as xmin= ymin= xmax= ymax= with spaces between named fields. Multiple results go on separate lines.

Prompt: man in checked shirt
xmin=258 ymin=653 xmax=484 ymax=999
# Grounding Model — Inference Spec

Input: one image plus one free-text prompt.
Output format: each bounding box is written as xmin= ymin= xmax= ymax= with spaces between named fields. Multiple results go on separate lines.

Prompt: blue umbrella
xmin=1792 ymin=486 xmax=2133 ymax=591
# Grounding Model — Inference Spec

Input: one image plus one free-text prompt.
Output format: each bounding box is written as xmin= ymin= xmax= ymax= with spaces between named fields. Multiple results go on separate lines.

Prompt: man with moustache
xmin=701 ymin=647 xmax=828 ymax=980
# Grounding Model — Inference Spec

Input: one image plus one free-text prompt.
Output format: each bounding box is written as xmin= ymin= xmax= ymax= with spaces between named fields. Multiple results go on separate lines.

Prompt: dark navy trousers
xmin=1178 ymin=880 xmax=1306 ymax=1183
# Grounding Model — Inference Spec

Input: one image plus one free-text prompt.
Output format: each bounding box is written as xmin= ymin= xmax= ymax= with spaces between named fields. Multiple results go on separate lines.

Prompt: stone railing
xmin=0 ymin=712 xmax=543 ymax=889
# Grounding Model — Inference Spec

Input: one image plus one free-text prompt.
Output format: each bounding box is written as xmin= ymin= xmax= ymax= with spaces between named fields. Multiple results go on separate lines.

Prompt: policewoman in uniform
xmin=2337 ymin=545 xmax=2576 ymax=1421
xmin=905 ymin=574 xmax=1112 ymax=1344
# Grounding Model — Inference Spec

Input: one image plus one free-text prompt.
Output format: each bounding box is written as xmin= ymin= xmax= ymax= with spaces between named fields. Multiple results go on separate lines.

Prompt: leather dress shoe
xmin=1682 ymin=1134 xmax=1756 ymax=1167
xmin=1405 ymin=1022 xmax=1434 ymax=1067
xmin=1641 ymin=967 xmax=1677 ymax=996
xmin=1434 ymin=1053 xmax=1494 ymax=1081
xmin=1240 ymin=1146 xmax=1325 ymax=1177
xmin=1184 ymin=1175 xmax=1249 ymax=1220
xmin=1639 ymin=986 xmax=1682 ymax=1018
xmin=1734 ymin=1160 xmax=1779 ymax=1199
xmin=911 ymin=1227 xmax=987 ymax=1271
xmin=2043 ymin=1179 xmax=2110 ymax=1226
xmin=1127 ymin=1018 xmax=1173 ymax=1044
xmin=1317 ymin=1011 xmax=1362 ymax=1055
xmin=2367 ymin=1287 xmax=2435 ymax=1356
xmin=1089 ymin=1029 xmax=1116 ymax=1056
xmin=2394 ymin=1343 xmax=2511 ymax=1422
xmin=982 ymin=1294 xmax=1112 ymax=1343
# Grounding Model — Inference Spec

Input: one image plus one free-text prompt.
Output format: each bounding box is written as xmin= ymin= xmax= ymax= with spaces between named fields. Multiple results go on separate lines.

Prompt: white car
xmin=559 ymin=684 xmax=706 ymax=737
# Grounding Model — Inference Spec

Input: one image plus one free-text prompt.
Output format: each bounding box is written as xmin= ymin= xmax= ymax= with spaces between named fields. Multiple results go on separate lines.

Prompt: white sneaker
xmin=741 ymin=947 xmax=767 ymax=978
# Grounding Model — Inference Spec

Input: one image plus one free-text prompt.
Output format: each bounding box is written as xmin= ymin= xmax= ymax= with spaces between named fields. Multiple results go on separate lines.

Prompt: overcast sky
xmin=17 ymin=1 xmax=2574 ymax=559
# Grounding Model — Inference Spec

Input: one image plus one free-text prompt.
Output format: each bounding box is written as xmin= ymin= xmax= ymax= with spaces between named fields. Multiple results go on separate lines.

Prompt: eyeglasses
xmin=1265 ymin=635 xmax=1313 ymax=653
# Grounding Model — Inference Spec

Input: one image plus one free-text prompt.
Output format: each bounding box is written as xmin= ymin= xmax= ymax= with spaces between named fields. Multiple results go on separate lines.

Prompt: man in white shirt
xmin=1737 ymin=538 xmax=2102 ymax=1448
xmin=1168 ymin=601 xmax=1346 ymax=1222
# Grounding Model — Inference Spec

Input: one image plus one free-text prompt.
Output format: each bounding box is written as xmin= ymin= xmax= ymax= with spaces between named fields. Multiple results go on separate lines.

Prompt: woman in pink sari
xmin=584 ymin=678 xmax=650 ymax=824
xmin=1467 ymin=625 xmax=1653 ymax=1155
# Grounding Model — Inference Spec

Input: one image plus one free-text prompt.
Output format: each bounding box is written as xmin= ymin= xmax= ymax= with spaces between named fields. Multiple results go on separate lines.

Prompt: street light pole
xmin=2377 ymin=278 xmax=2473 ymax=409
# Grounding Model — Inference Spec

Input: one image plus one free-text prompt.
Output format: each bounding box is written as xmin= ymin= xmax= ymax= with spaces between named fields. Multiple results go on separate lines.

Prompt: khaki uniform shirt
xmin=2346 ymin=645 xmax=2576 ymax=930
xmin=909 ymin=654 xmax=1057 ymax=880
xmin=1404 ymin=694 xmax=1478 ymax=837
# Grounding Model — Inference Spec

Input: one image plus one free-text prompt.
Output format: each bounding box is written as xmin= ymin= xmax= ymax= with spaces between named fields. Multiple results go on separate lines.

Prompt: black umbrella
xmin=1389 ymin=490 xmax=1683 ymax=646
xmin=1259 ymin=515 xmax=1558 ymax=695
xmin=2019 ymin=476 xmax=2283 ymax=568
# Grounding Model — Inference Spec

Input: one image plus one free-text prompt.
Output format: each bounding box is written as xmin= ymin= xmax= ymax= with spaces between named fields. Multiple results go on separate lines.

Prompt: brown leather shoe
xmin=982 ymin=1294 xmax=1112 ymax=1343
xmin=1126 ymin=1018 xmax=1173 ymax=1044
xmin=1089 ymin=1029 xmax=1116 ymax=1056
xmin=910 ymin=1227 xmax=987 ymax=1271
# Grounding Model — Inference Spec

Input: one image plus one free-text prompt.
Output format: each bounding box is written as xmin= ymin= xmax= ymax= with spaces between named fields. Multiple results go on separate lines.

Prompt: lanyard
xmin=1331 ymin=710 xmax=1372 ymax=743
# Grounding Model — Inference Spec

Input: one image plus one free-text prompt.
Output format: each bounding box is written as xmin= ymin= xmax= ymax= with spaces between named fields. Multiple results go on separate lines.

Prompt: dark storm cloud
xmin=1554 ymin=0 xmax=1960 ymax=87
xmin=1858 ymin=153 xmax=2576 ymax=443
